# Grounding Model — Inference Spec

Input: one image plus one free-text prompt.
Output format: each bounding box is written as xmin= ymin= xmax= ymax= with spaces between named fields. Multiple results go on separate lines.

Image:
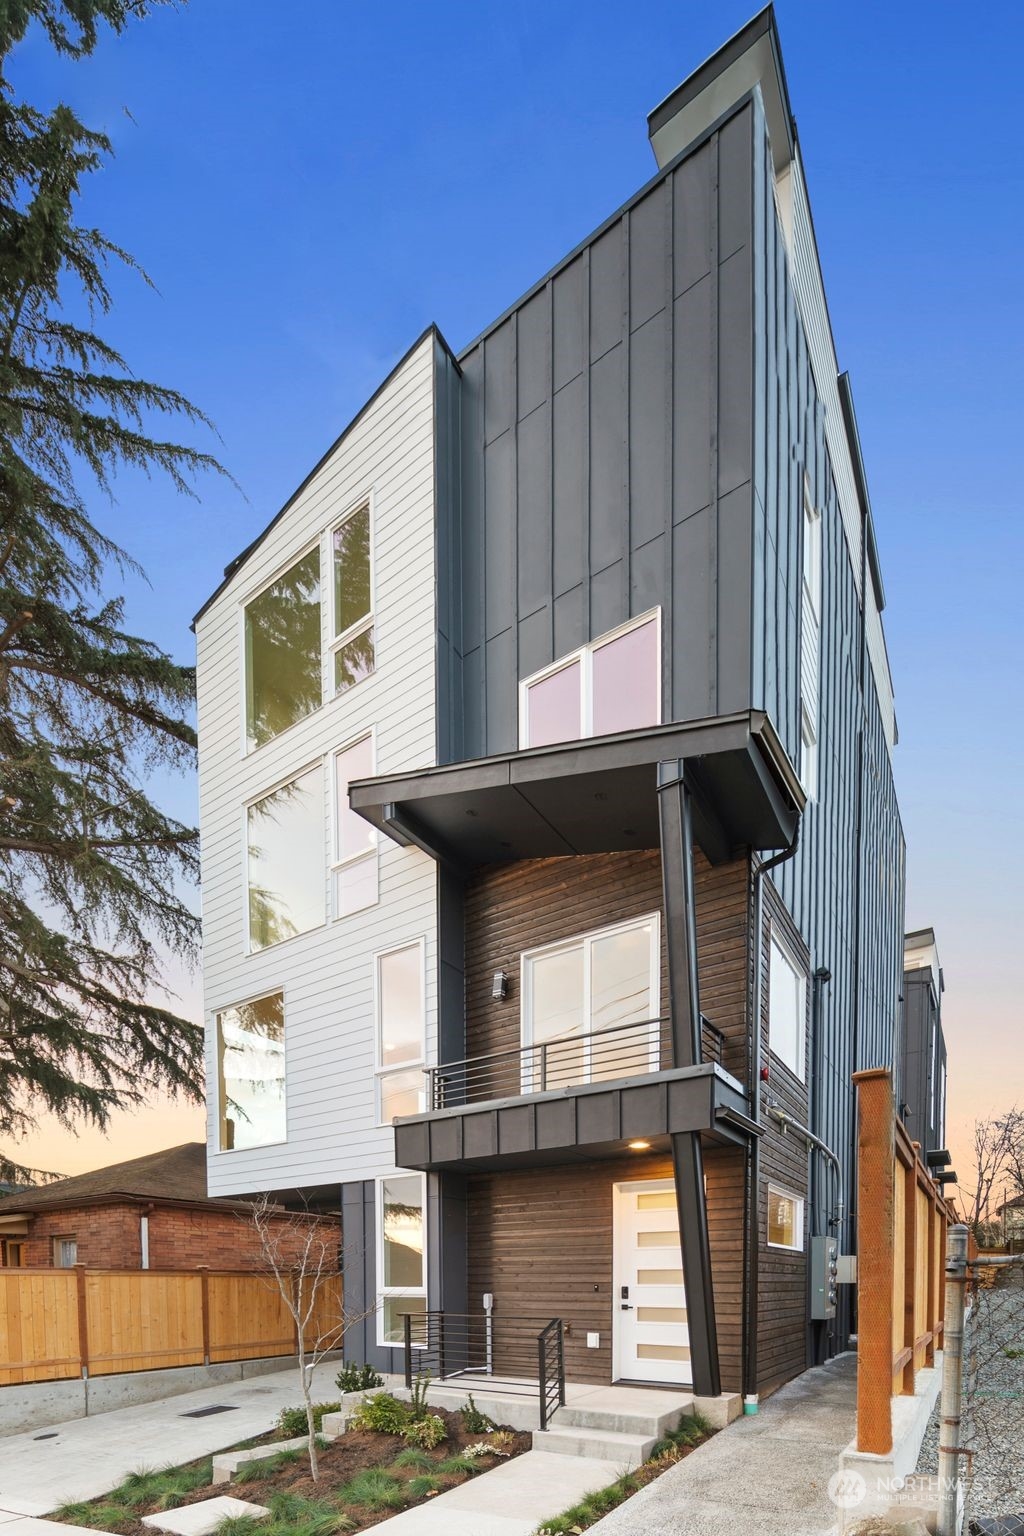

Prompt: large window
xmin=768 ymin=930 xmax=806 ymax=1081
xmin=522 ymin=915 xmax=659 ymax=1091
xmin=244 ymin=546 xmax=322 ymax=750
xmin=767 ymin=1184 xmax=804 ymax=1251
xmin=247 ymin=763 xmax=325 ymax=950
xmin=331 ymin=502 xmax=375 ymax=696
xmin=800 ymin=476 xmax=821 ymax=798
xmin=376 ymin=943 xmax=425 ymax=1125
xmin=217 ymin=991 xmax=286 ymax=1151
xmin=333 ymin=735 xmax=378 ymax=918
xmin=377 ymin=1173 xmax=426 ymax=1346
xmin=520 ymin=611 xmax=661 ymax=749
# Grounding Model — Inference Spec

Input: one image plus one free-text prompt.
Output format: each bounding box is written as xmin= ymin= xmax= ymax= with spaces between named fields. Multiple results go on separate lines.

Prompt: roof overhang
xmin=647 ymin=6 xmax=794 ymax=178
xmin=0 ymin=1214 xmax=30 ymax=1234
xmin=350 ymin=710 xmax=802 ymax=871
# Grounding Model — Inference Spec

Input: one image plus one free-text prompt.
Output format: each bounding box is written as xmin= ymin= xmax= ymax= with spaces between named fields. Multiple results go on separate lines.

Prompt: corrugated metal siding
xmin=751 ymin=97 xmax=905 ymax=1354
xmin=196 ymin=335 xmax=439 ymax=1196
xmin=449 ymin=106 xmax=757 ymax=761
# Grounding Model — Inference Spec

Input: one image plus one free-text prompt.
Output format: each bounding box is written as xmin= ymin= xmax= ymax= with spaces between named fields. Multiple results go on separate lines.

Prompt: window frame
xmin=214 ymin=986 xmax=288 ymax=1154
xmin=767 ymin=924 xmax=808 ymax=1083
xmin=375 ymin=1170 xmax=427 ymax=1349
xmin=800 ymin=702 xmax=818 ymax=801
xmin=518 ymin=608 xmax=662 ymax=749
xmin=766 ymin=1182 xmax=805 ymax=1252
xmin=520 ymin=912 xmax=661 ymax=1088
xmin=802 ymin=475 xmax=822 ymax=621
xmin=328 ymin=495 xmax=376 ymax=699
xmin=374 ymin=938 xmax=427 ymax=1127
xmin=239 ymin=534 xmax=324 ymax=757
xmin=52 ymin=1236 xmax=78 ymax=1268
xmin=330 ymin=730 xmax=379 ymax=921
xmin=800 ymin=475 xmax=822 ymax=799
xmin=243 ymin=758 xmax=327 ymax=955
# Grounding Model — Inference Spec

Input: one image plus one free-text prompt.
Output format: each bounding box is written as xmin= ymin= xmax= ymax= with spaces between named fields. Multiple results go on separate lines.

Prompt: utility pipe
xmin=937 ymin=1224 xmax=968 ymax=1536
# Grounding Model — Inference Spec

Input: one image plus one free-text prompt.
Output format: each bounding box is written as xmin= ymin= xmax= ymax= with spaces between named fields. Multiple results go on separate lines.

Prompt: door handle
xmin=620 ymin=1303 xmax=634 ymax=1310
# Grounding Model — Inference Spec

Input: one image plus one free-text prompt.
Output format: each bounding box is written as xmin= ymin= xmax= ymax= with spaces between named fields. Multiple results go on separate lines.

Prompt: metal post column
xmin=658 ymin=761 xmax=721 ymax=1399
xmin=937 ymin=1223 xmax=968 ymax=1536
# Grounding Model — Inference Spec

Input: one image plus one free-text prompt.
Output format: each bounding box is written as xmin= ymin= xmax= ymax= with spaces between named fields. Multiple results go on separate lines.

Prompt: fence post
xmin=937 ymin=1224 xmax=969 ymax=1536
xmin=74 ymin=1264 xmax=90 ymax=1381
xmin=902 ymin=1152 xmax=917 ymax=1393
xmin=403 ymin=1312 xmax=413 ymax=1389
xmin=853 ymin=1068 xmax=895 ymax=1454
xmin=198 ymin=1267 xmax=211 ymax=1367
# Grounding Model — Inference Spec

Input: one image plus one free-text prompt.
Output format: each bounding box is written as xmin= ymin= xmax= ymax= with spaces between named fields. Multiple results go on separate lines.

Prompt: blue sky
xmin=15 ymin=0 xmax=1024 ymax=1176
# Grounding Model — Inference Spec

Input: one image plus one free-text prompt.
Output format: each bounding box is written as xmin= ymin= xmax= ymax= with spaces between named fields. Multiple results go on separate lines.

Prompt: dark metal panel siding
xmin=900 ymin=972 xmax=943 ymax=1154
xmin=434 ymin=339 xmax=463 ymax=765
xmin=340 ymin=1180 xmax=392 ymax=1375
xmin=750 ymin=97 xmax=906 ymax=1360
xmin=450 ymin=105 xmax=757 ymax=762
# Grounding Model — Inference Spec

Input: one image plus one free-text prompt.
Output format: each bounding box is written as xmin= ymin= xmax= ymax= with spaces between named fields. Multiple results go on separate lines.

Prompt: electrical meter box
xmin=810 ymin=1235 xmax=839 ymax=1320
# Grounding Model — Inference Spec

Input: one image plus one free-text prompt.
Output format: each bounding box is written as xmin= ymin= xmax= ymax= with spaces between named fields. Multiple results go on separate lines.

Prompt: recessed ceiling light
xmin=628 ymin=1139 xmax=651 ymax=1151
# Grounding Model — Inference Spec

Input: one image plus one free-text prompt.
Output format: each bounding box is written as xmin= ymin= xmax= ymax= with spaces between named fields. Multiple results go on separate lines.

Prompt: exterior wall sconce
xmin=491 ymin=970 xmax=510 ymax=1001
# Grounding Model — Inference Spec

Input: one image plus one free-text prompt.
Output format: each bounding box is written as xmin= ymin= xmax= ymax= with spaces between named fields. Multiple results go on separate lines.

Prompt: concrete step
xmin=532 ymin=1424 xmax=656 ymax=1469
xmin=551 ymin=1398 xmax=693 ymax=1438
xmin=395 ymin=1384 xmax=541 ymax=1432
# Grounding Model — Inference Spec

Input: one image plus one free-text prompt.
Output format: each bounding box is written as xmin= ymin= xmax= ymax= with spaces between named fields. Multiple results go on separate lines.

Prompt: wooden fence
xmin=854 ymin=1068 xmax=951 ymax=1454
xmin=0 ymin=1266 xmax=344 ymax=1388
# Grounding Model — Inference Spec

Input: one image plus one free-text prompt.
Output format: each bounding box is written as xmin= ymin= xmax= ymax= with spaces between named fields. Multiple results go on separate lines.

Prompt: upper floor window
xmin=376 ymin=942 xmax=426 ymax=1125
xmin=768 ymin=929 xmax=806 ymax=1081
xmin=217 ymin=990 xmax=286 ymax=1150
xmin=331 ymin=502 xmax=375 ymax=696
xmin=244 ymin=546 xmax=322 ymax=751
xmin=247 ymin=762 xmax=325 ymax=950
xmin=520 ymin=611 xmax=661 ymax=750
xmin=333 ymin=734 xmax=378 ymax=918
xmin=242 ymin=501 xmax=375 ymax=753
xmin=800 ymin=477 xmax=821 ymax=798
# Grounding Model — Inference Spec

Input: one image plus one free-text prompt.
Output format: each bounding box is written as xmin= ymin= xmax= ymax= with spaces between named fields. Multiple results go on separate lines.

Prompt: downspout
xmin=809 ymin=966 xmax=832 ymax=1363
xmin=743 ymin=824 xmax=800 ymax=1410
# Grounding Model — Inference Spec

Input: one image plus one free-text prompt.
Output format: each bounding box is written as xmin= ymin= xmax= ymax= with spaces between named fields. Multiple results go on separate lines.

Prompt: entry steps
xmin=396 ymin=1379 xmax=695 ymax=1470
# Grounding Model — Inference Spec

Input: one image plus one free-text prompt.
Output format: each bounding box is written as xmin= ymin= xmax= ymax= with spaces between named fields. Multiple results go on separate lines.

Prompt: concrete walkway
xmin=587 ymin=1354 xmax=857 ymax=1536
xmin=0 ymin=1359 xmax=344 ymax=1521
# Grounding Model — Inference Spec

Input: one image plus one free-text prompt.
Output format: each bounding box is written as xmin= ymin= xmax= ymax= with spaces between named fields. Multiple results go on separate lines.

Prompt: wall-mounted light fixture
xmin=627 ymin=1139 xmax=651 ymax=1152
xmin=491 ymin=970 xmax=510 ymax=1001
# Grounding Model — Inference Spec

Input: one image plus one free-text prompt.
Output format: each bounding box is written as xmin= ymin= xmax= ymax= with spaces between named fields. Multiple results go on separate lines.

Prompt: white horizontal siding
xmin=196 ymin=335 xmax=439 ymax=1197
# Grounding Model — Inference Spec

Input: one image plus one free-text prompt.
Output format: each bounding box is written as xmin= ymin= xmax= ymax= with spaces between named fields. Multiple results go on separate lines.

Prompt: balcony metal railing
xmin=402 ymin=1310 xmax=566 ymax=1429
xmin=424 ymin=1013 xmax=725 ymax=1112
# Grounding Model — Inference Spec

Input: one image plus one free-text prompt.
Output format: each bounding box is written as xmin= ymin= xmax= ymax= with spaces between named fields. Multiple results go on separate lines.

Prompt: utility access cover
xmin=179 ymin=1404 xmax=240 ymax=1419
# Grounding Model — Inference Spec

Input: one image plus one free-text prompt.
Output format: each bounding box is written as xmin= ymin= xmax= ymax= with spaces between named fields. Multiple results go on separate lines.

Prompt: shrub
xmin=459 ymin=1393 xmax=494 ymax=1434
xmin=335 ymin=1361 xmax=385 ymax=1394
xmin=402 ymin=1412 xmax=447 ymax=1449
xmin=464 ymin=1440 xmax=508 ymax=1459
xmin=407 ymin=1474 xmax=442 ymax=1498
xmin=490 ymin=1429 xmax=517 ymax=1452
xmin=393 ymin=1447 xmax=433 ymax=1470
xmin=409 ymin=1369 xmax=432 ymax=1420
xmin=342 ymin=1468 xmax=409 ymax=1511
xmin=276 ymin=1401 xmax=342 ymax=1436
xmin=349 ymin=1391 xmax=411 ymax=1435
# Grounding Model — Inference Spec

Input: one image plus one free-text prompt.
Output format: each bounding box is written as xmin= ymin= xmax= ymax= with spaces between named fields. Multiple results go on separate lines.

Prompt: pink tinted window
xmin=526 ymin=660 xmax=581 ymax=747
xmin=592 ymin=619 xmax=659 ymax=736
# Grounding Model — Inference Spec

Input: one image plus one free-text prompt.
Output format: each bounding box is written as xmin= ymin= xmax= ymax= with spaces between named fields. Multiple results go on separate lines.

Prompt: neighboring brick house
xmin=0 ymin=1142 xmax=336 ymax=1270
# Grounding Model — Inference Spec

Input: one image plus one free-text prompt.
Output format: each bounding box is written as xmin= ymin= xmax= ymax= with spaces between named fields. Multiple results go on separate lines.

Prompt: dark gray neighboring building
xmin=900 ymin=929 xmax=947 ymax=1158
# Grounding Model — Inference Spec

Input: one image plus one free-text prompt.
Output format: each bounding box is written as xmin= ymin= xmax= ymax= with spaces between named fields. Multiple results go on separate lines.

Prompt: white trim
xmin=518 ymin=607 xmax=662 ymax=749
xmin=213 ymin=986 xmax=288 ymax=1155
xmin=612 ymin=1177 xmax=690 ymax=1386
xmin=375 ymin=1170 xmax=427 ymax=1349
xmin=374 ymin=937 xmax=427 ymax=1127
xmin=243 ymin=757 xmax=327 ymax=955
xmin=766 ymin=1182 xmax=805 ymax=1251
xmin=327 ymin=491 xmax=377 ymax=699
xmin=330 ymin=728 xmax=379 ymax=921
xmin=767 ymin=923 xmax=807 ymax=1083
xmin=799 ymin=702 xmax=818 ymax=802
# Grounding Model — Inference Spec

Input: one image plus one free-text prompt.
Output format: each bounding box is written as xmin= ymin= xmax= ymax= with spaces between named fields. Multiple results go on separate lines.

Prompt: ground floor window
xmin=377 ymin=1172 xmax=426 ymax=1346
xmin=52 ymin=1236 xmax=77 ymax=1267
xmin=0 ymin=1239 xmax=24 ymax=1267
xmin=766 ymin=1183 xmax=804 ymax=1251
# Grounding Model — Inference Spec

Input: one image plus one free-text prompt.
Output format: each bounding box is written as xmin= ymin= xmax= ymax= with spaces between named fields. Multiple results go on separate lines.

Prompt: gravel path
xmin=916 ymin=1266 xmax=1024 ymax=1526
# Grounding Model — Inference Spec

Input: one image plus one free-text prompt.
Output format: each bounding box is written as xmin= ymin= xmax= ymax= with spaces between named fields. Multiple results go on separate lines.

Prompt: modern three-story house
xmin=195 ymin=8 xmax=910 ymax=1408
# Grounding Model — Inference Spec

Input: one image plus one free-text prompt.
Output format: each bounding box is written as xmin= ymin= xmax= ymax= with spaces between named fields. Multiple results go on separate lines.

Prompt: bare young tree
xmin=963 ymin=1113 xmax=1015 ymax=1238
xmin=247 ymin=1194 xmax=349 ymax=1483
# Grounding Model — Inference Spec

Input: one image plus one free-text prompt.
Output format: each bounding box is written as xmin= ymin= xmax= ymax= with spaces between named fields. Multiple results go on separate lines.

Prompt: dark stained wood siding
xmin=467 ymin=1151 xmax=743 ymax=1390
xmin=756 ymin=880 xmax=810 ymax=1394
xmin=463 ymin=848 xmax=751 ymax=1084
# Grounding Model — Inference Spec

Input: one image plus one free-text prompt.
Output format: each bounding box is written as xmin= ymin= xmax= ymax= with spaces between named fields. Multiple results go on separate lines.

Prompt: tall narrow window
xmin=244 ymin=546 xmax=322 ymax=750
xmin=376 ymin=943 xmax=425 ymax=1124
xmin=333 ymin=735 xmax=378 ymax=917
xmin=768 ymin=930 xmax=806 ymax=1081
xmin=800 ymin=477 xmax=821 ymax=797
xmin=217 ymin=991 xmax=286 ymax=1151
xmin=520 ymin=611 xmax=661 ymax=749
xmin=378 ymin=1173 xmax=426 ymax=1345
xmin=247 ymin=763 xmax=325 ymax=950
xmin=331 ymin=503 xmax=375 ymax=696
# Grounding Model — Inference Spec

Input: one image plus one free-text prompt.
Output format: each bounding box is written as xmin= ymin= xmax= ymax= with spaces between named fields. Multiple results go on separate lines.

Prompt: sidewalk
xmin=0 ymin=1359 xmax=342 ymax=1521
xmin=587 ymin=1354 xmax=857 ymax=1536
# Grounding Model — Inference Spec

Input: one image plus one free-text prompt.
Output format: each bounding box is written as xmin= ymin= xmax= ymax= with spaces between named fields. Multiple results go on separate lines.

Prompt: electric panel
xmin=810 ymin=1235 xmax=838 ymax=1320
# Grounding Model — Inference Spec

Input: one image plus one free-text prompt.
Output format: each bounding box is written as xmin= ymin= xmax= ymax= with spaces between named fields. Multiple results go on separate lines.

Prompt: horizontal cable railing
xmin=401 ymin=1310 xmax=565 ymax=1426
xmin=424 ymin=1013 xmax=725 ymax=1111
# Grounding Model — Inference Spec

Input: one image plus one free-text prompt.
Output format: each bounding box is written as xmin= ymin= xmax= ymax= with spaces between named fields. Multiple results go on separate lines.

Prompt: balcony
xmin=394 ymin=1015 xmax=756 ymax=1174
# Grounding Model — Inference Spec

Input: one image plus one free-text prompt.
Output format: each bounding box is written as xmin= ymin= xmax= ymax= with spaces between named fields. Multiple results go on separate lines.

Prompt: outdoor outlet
xmin=586 ymin=1331 xmax=600 ymax=1349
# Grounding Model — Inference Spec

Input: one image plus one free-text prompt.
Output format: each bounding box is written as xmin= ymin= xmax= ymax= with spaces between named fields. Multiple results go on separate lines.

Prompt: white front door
xmin=613 ymin=1179 xmax=691 ymax=1386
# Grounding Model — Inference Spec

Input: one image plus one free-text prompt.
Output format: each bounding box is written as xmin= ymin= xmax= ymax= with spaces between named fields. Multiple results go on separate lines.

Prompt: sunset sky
xmin=14 ymin=0 xmax=1023 ymax=1203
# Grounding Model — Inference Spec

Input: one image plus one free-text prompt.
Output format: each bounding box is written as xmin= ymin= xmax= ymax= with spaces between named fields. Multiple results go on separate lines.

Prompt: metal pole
xmin=937 ymin=1223 xmax=968 ymax=1536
